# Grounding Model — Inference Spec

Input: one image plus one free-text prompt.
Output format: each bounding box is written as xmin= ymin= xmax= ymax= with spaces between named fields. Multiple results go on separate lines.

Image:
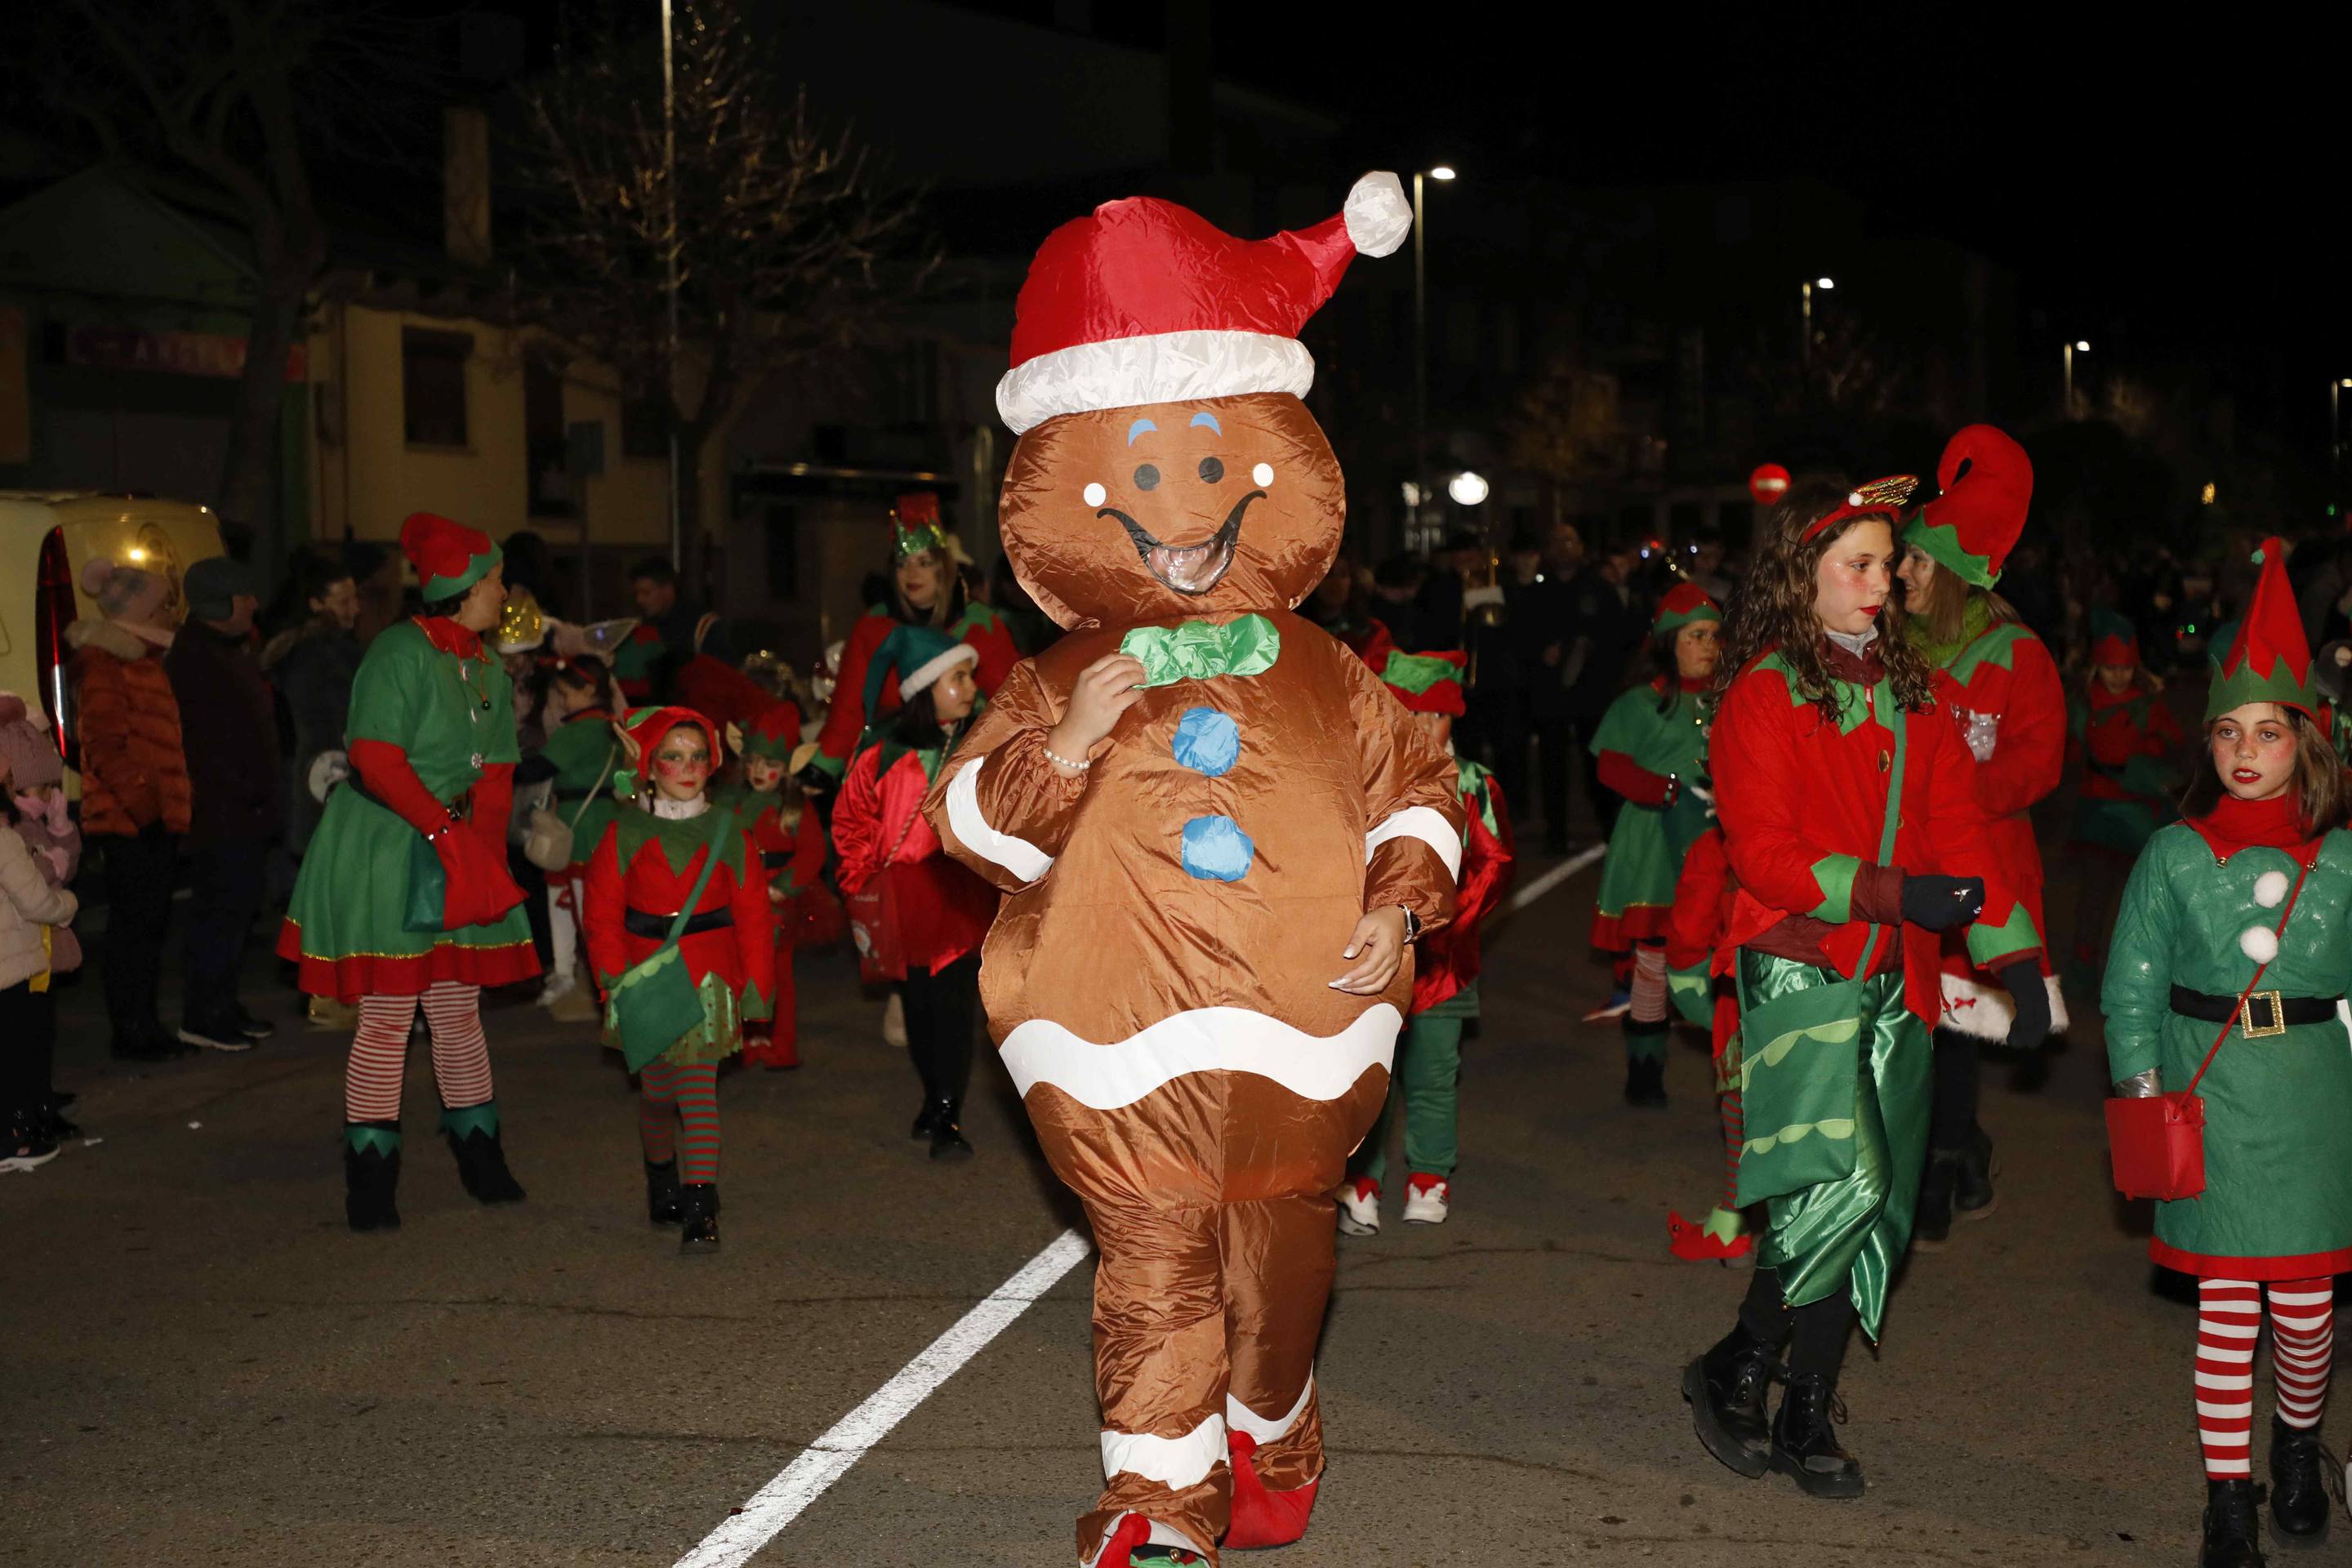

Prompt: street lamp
xmin=1448 ymin=470 xmax=1490 ymax=507
xmin=1801 ymin=277 xmax=1834 ymax=368
xmin=1412 ymin=164 xmax=1456 ymax=550
xmin=2064 ymin=341 xmax=2090 ymax=420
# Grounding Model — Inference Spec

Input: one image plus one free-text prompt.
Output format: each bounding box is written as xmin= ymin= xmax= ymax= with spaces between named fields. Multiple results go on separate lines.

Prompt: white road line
xmin=674 ymin=1227 xmax=1095 ymax=1568
xmin=1506 ymin=842 xmax=1606 ymax=913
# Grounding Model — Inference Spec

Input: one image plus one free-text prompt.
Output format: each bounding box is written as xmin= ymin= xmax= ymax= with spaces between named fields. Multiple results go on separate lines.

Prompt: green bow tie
xmin=1118 ymin=615 xmax=1281 ymax=688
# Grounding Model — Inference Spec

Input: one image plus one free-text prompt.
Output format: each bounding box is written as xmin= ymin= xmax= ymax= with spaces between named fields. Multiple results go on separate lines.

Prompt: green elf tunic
xmin=540 ymin=708 xmax=621 ymax=875
xmin=1588 ymin=676 xmax=1713 ymax=950
xmin=278 ymin=618 xmax=539 ymax=1000
xmin=2100 ymin=800 xmax=2352 ymax=1280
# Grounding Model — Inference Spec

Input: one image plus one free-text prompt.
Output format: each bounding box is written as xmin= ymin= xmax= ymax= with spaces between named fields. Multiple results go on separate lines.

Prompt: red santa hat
xmin=400 ymin=511 xmax=501 ymax=600
xmin=995 ymin=172 xmax=1413 ymax=434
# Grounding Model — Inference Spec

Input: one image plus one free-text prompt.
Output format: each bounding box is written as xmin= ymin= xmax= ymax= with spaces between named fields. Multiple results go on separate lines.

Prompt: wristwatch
xmin=1399 ymin=905 xmax=1422 ymax=944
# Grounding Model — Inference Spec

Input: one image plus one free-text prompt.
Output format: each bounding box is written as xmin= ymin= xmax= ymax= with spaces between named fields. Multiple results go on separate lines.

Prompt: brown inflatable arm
xmin=1344 ymin=653 xmax=1464 ymax=938
xmin=924 ymin=660 xmax=1089 ymax=894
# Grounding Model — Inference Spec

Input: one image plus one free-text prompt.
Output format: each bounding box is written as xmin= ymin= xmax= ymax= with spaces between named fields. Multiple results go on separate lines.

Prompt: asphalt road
xmin=2 ymin=841 xmax=2246 ymax=1566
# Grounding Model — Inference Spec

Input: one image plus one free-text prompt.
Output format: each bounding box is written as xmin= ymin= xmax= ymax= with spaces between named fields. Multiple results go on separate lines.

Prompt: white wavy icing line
xmin=1227 ymin=1370 xmax=1314 ymax=1444
xmin=1101 ymin=1410 xmax=1225 ymax=1488
xmin=945 ymin=755 xmax=1053 ymax=884
xmin=1366 ymin=804 xmax=1462 ymax=881
xmin=1002 ymin=1004 xmax=1401 ymax=1110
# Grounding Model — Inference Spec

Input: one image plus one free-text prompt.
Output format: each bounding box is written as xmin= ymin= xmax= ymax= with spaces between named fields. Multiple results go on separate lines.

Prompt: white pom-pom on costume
xmin=2254 ymin=870 xmax=2291 ymax=908
xmin=1083 ymin=482 xmax=1106 ymax=508
xmin=2240 ymin=925 xmax=2281 ymax=964
xmin=1343 ymin=172 xmax=1412 ymax=258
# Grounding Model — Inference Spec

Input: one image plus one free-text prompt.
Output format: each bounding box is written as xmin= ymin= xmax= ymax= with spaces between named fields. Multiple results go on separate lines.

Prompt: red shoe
xmin=741 ymin=1029 xmax=800 ymax=1071
xmin=1224 ymin=1429 xmax=1319 ymax=1549
xmin=1667 ymin=1209 xmax=1755 ymax=1262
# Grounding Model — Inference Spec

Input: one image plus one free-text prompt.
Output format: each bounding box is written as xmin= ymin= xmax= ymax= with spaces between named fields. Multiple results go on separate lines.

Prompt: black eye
xmin=1197 ymin=456 xmax=1225 ymax=483
xmin=1134 ymin=464 xmax=1160 ymax=491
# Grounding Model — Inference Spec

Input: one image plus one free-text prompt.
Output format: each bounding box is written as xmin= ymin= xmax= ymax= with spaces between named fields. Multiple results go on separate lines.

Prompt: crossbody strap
xmin=661 ymin=804 xmax=739 ymax=947
xmin=565 ymin=742 xmax=620 ymax=831
xmin=2184 ymin=854 xmax=2314 ymax=1098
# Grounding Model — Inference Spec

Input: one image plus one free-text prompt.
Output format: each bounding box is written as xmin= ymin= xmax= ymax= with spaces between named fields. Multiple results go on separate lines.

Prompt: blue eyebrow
xmin=1127 ymin=418 xmax=1158 ymax=445
xmin=1188 ymin=412 xmax=1222 ymax=434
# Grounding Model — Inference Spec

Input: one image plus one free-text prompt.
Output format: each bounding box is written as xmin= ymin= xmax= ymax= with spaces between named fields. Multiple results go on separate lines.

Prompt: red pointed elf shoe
xmin=1224 ymin=1429 xmax=1319 ymax=1550
xmin=1668 ymin=1209 xmax=1755 ymax=1263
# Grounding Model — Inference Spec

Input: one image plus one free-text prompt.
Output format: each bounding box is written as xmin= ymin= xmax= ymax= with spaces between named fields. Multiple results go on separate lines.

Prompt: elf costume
xmin=279 ymin=511 xmax=538 ymax=1232
xmin=2067 ymin=610 xmax=2182 ymax=983
xmin=1590 ymin=583 xmax=1720 ymax=1103
xmin=581 ymin=706 xmax=775 ymax=1251
xmin=731 ymin=699 xmax=828 ymax=1070
xmin=924 ymin=172 xmax=1460 ymax=1567
xmin=2101 ymin=538 xmax=2352 ymax=1561
xmin=808 ymin=493 xmax=1018 ymax=782
xmin=1663 ymin=824 xmax=1753 ymax=1263
xmin=1682 ymin=478 xmax=2043 ymax=1501
xmin=535 ymin=685 xmax=621 ymax=1018
xmin=1336 ymin=648 xmax=1513 ymax=1234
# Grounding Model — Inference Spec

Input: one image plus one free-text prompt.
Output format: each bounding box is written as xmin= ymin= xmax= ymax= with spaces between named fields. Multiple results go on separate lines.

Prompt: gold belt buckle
xmin=2241 ymin=990 xmax=2288 ymax=1039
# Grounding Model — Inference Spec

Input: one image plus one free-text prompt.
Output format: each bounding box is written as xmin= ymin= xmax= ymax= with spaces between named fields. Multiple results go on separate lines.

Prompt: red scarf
xmin=2189 ymin=791 xmax=2318 ymax=862
xmin=414 ymin=615 xmax=484 ymax=659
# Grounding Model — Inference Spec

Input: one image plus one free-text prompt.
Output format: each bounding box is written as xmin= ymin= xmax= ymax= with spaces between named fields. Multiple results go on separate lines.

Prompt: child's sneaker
xmin=1402 ymin=1173 xmax=1450 ymax=1224
xmin=1334 ymin=1176 xmax=1380 ymax=1236
xmin=2 ymin=1109 xmax=60 ymax=1174
xmin=1583 ymin=988 xmax=1632 ymax=1022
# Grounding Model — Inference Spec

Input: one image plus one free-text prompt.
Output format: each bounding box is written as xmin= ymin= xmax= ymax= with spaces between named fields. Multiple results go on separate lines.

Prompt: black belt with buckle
xmin=2169 ymin=984 xmax=2341 ymax=1038
xmin=624 ymin=906 xmax=733 ymax=938
xmin=760 ymin=849 xmax=791 ymax=871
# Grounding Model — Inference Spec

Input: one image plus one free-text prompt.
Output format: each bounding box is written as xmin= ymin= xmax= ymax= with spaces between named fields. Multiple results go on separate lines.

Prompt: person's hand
xmin=1687 ymin=782 xmax=1716 ymax=818
xmin=1046 ymin=653 xmax=1148 ymax=765
xmin=1330 ymin=906 xmax=1410 ymax=995
xmin=1899 ymin=874 xmax=1984 ymax=931
xmin=1998 ymin=959 xmax=2051 ymax=1052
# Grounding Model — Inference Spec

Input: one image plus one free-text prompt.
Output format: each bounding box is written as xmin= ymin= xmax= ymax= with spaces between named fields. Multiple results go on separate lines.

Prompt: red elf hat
xmin=737 ymin=700 xmax=804 ymax=761
xmin=995 ymin=172 xmax=1413 ymax=434
xmin=1373 ymin=647 xmax=1468 ymax=716
xmin=620 ymin=705 xmax=724 ymax=767
xmin=400 ymin=511 xmax=501 ymax=600
xmin=2208 ymin=537 xmax=2323 ymax=723
xmin=2088 ymin=608 xmax=2140 ymax=667
xmin=1901 ymin=424 xmax=2034 ymax=588
xmin=1652 ymin=581 xmax=1722 ymax=635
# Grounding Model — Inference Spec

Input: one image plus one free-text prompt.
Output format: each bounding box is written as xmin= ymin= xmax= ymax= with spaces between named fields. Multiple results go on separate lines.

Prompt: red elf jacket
xmin=832 ymin=741 xmax=997 ymax=972
xmin=582 ymin=803 xmax=777 ymax=1018
xmin=2074 ymin=679 xmax=2182 ymax=801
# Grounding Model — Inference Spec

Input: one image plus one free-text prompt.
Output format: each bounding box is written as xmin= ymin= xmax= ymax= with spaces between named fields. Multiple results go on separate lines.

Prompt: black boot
xmin=442 ymin=1106 xmax=526 ymax=1204
xmin=342 ymin=1122 xmax=402 ymax=1232
xmin=911 ymin=1101 xmax=940 ymax=1140
xmin=2203 ymin=1477 xmax=2266 ymax=1567
xmin=644 ymin=1160 xmax=683 ymax=1226
xmin=1624 ymin=1054 xmax=1668 ymax=1107
xmin=1682 ymin=1321 xmax=1778 ymax=1478
xmin=1953 ymin=1125 xmax=1998 ymax=1218
xmin=928 ymin=1100 xmax=973 ymax=1160
xmin=1912 ymin=1152 xmax=1958 ymax=1252
xmin=1769 ymin=1373 xmax=1864 ymax=1499
xmin=2270 ymin=1414 xmax=2329 ymax=1548
xmin=679 ymin=1183 xmax=720 ymax=1251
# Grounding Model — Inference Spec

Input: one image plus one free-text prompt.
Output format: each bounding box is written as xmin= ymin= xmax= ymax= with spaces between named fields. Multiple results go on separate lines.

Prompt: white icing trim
xmin=1936 ymin=971 xmax=2070 ymax=1042
xmin=1002 ymin=1004 xmax=1400 ymax=1110
xmin=944 ymin=755 xmax=1053 ymax=885
xmin=1101 ymin=1411 xmax=1226 ymax=1488
xmin=1365 ymin=804 xmax=1463 ymax=882
xmin=995 ymin=329 xmax=1313 ymax=435
xmin=1227 ymin=1370 xmax=1314 ymax=1444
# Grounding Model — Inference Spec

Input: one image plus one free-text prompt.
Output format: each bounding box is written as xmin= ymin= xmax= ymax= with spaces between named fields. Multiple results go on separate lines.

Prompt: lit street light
xmin=1412 ymin=164 xmax=1457 ymax=549
xmin=1801 ymin=276 xmax=1834 ymax=368
xmin=2064 ymin=340 xmax=2089 ymax=420
xmin=1448 ymin=470 xmax=1490 ymax=507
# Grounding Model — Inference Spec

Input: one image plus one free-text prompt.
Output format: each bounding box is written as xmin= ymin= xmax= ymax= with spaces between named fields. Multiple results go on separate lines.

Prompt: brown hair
xmin=2180 ymin=705 xmax=2347 ymax=832
xmin=1903 ymin=548 xmax=2020 ymax=648
xmin=1714 ymin=476 xmax=1936 ymax=725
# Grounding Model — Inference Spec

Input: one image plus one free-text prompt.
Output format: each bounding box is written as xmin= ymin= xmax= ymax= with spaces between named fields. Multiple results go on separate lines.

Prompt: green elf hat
xmin=1900 ymin=424 xmax=2034 ymax=589
xmin=1374 ymin=646 xmax=1468 ymax=716
xmin=891 ymin=492 xmax=950 ymax=559
xmin=399 ymin=511 xmax=502 ymax=601
xmin=2088 ymin=608 xmax=2140 ymax=667
xmin=737 ymin=699 xmax=804 ymax=760
xmin=2208 ymin=536 xmax=2323 ymax=723
xmin=862 ymin=623 xmax=978 ymax=724
xmin=1651 ymin=581 xmax=1722 ymax=635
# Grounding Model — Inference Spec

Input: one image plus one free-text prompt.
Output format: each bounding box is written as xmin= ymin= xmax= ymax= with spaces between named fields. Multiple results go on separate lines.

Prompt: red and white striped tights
xmin=344 ymin=982 xmax=495 ymax=1123
xmin=2196 ymin=1276 xmax=2334 ymax=1478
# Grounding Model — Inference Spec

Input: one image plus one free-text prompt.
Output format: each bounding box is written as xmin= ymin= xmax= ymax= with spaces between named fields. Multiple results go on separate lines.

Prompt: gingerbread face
xmin=999 ymin=392 xmax=1346 ymax=630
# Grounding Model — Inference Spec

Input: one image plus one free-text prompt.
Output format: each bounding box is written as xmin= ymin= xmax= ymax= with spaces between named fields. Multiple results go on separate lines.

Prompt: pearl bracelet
xmin=1042 ymin=744 xmax=1092 ymax=772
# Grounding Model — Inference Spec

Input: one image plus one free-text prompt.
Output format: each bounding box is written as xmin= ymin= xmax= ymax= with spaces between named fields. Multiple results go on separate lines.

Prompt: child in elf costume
xmin=1662 ymin=822 xmax=1753 ymax=1263
xmin=2101 ymin=538 xmax=2352 ymax=1567
xmin=581 ymin=706 xmax=775 ymax=1252
xmin=1589 ymin=583 xmax=1722 ymax=1106
xmin=1893 ymin=425 xmax=2066 ymax=1245
xmin=532 ymin=655 xmax=619 ymax=1024
xmin=2066 ymin=609 xmax=2181 ymax=985
xmin=280 ymin=513 xmax=540 ymax=1232
xmin=1682 ymin=475 xmax=2047 ymax=1500
xmin=805 ymin=494 xmax=1018 ymax=788
xmin=1334 ymin=647 xmax=1512 ymax=1235
xmin=726 ymin=700 xmax=828 ymax=1070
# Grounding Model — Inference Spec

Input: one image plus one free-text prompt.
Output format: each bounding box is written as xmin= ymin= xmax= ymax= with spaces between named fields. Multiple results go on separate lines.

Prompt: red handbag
xmin=2105 ymin=858 xmax=2310 ymax=1201
xmin=844 ymin=807 xmax=922 ymax=984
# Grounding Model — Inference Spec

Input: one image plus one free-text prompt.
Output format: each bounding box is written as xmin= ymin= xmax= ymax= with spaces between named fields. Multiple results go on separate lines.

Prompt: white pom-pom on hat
xmin=1343 ymin=172 xmax=1412 ymax=258
xmin=2254 ymin=870 xmax=2292 ymax=908
xmin=2240 ymin=925 xmax=2281 ymax=964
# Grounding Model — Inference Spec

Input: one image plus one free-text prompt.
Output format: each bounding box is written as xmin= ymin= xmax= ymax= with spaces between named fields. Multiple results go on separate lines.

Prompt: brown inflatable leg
xmin=1221 ymin=1192 xmax=1332 ymax=1545
xmin=1076 ymin=1195 xmax=1230 ymax=1565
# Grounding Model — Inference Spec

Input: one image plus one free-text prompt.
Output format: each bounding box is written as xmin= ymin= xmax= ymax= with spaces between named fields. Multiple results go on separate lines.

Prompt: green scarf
xmin=1903 ymin=592 xmax=1994 ymax=673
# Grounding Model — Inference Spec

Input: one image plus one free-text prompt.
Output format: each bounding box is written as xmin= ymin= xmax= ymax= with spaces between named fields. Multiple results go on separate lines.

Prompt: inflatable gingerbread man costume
xmin=924 ymin=175 xmax=1463 ymax=1565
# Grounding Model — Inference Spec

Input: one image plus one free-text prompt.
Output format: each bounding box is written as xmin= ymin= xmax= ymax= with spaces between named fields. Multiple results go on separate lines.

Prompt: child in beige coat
xmin=1 ymin=696 xmax=81 ymax=1174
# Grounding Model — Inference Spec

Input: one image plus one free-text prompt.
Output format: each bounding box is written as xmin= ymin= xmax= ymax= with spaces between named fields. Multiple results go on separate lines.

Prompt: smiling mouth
xmin=1102 ymin=492 xmax=1262 ymax=595
xmin=2233 ymin=768 xmax=2264 ymax=782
